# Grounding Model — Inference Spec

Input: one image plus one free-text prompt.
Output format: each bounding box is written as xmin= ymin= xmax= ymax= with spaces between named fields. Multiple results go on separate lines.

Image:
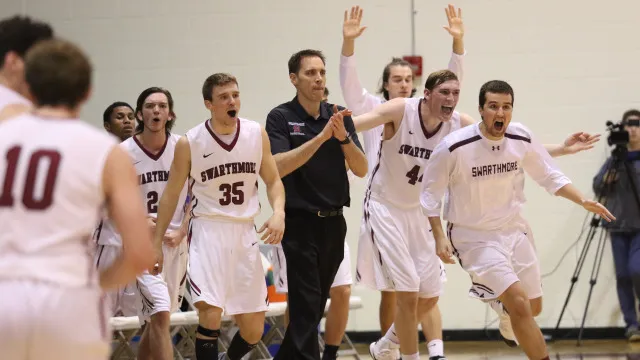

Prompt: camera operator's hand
xmin=563 ymin=132 xmax=601 ymax=155
xmin=582 ymin=199 xmax=616 ymax=222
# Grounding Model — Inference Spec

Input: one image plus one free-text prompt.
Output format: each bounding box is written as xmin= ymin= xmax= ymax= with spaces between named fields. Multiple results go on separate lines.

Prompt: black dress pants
xmin=273 ymin=209 xmax=347 ymax=360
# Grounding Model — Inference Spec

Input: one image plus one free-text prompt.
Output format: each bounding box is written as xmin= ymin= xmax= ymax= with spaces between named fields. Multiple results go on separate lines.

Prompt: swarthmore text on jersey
xmin=138 ymin=170 xmax=170 ymax=185
xmin=398 ymin=144 xmax=433 ymax=160
xmin=471 ymin=161 xmax=519 ymax=177
xmin=200 ymin=161 xmax=257 ymax=182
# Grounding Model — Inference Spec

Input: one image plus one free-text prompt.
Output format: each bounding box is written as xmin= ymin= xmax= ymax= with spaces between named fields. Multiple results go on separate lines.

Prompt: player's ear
xmin=423 ymin=88 xmax=430 ymax=100
xmin=103 ymin=122 xmax=111 ymax=131
xmin=289 ymin=73 xmax=297 ymax=87
xmin=136 ymin=110 xmax=143 ymax=121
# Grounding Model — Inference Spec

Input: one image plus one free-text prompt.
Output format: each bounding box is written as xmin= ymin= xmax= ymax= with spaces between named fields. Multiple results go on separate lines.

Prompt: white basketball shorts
xmin=447 ymin=220 xmax=542 ymax=301
xmin=136 ymin=239 xmax=189 ymax=321
xmin=188 ymin=218 xmax=268 ymax=316
xmin=356 ymin=199 xmax=443 ymax=298
xmin=0 ymin=280 xmax=109 ymax=360
xmin=94 ymin=244 xmax=137 ymax=317
xmin=271 ymin=242 xmax=353 ymax=294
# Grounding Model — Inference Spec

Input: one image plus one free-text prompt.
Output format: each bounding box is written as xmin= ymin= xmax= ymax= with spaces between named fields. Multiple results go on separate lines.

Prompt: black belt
xmin=287 ymin=208 xmax=344 ymax=218
xmin=316 ymin=209 xmax=343 ymax=217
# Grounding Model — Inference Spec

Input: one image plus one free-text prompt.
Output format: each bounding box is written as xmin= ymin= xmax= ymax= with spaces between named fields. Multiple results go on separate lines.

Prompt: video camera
xmin=607 ymin=119 xmax=640 ymax=146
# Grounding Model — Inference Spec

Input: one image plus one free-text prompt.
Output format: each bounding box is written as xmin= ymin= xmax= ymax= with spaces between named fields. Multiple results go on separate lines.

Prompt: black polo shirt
xmin=266 ymin=96 xmax=363 ymax=213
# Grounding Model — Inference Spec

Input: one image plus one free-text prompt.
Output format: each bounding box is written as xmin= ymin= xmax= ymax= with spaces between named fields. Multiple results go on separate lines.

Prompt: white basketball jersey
xmin=367 ymin=97 xmax=461 ymax=209
xmin=186 ymin=118 xmax=262 ymax=222
xmin=0 ymin=84 xmax=30 ymax=114
xmin=421 ymin=122 xmax=571 ymax=231
xmin=96 ymin=133 xmax=188 ymax=246
xmin=0 ymin=113 xmax=117 ymax=287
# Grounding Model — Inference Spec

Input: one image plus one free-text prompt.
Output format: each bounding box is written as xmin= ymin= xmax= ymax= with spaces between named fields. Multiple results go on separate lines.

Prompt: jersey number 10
xmin=0 ymin=146 xmax=61 ymax=210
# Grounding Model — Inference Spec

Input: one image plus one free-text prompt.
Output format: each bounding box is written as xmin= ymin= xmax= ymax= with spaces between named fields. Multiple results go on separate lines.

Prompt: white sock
xmin=383 ymin=324 xmax=400 ymax=344
xmin=427 ymin=339 xmax=444 ymax=357
xmin=401 ymin=353 xmax=420 ymax=360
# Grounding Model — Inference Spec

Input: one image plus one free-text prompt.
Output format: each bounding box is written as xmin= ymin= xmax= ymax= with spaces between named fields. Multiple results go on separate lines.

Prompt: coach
xmin=266 ymin=49 xmax=367 ymax=360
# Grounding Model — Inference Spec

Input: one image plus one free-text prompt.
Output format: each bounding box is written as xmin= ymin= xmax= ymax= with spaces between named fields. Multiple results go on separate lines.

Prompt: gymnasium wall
xmin=7 ymin=0 xmax=640 ymax=331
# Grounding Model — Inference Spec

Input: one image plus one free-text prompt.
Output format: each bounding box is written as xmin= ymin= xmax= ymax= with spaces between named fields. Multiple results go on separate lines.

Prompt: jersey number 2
xmin=0 ymin=146 xmax=62 ymax=210
xmin=219 ymin=181 xmax=244 ymax=206
xmin=406 ymin=165 xmax=423 ymax=185
xmin=147 ymin=191 xmax=158 ymax=213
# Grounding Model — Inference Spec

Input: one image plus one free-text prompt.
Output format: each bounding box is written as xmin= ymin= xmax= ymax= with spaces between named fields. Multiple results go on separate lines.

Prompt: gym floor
xmin=351 ymin=340 xmax=640 ymax=359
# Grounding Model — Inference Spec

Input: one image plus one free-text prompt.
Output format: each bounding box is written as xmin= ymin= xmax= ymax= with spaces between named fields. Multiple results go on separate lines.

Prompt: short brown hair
xmin=424 ymin=70 xmax=458 ymax=92
xmin=25 ymin=38 xmax=91 ymax=108
xmin=288 ymin=49 xmax=325 ymax=75
xmin=202 ymin=73 xmax=238 ymax=101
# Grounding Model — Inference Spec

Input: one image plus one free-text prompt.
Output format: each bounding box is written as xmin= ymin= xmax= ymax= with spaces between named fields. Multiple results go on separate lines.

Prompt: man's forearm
xmin=543 ymin=143 xmax=567 ymax=158
xmin=341 ymin=39 xmax=355 ymax=57
xmin=341 ymin=141 xmax=367 ymax=177
xmin=428 ymin=216 xmax=446 ymax=241
xmin=266 ymin=180 xmax=286 ymax=214
xmin=554 ymin=183 xmax=585 ymax=205
xmin=452 ymin=37 xmax=464 ymax=55
xmin=274 ymin=135 xmax=326 ymax=177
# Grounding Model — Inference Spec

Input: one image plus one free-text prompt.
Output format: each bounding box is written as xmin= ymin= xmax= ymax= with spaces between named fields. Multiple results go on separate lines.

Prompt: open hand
xmin=257 ymin=211 xmax=285 ymax=245
xmin=582 ymin=199 xmax=616 ymax=222
xmin=343 ymin=6 xmax=367 ymax=40
xmin=443 ymin=4 xmax=464 ymax=40
xmin=563 ymin=132 xmax=601 ymax=155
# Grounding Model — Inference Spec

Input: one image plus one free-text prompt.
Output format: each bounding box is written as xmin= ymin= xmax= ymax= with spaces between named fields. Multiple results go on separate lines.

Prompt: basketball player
xmin=0 ymin=38 xmax=155 ymax=360
xmin=351 ymin=70 xmax=601 ymax=359
xmin=152 ymin=73 xmax=286 ymax=360
xmin=420 ymin=80 xmax=614 ymax=360
xmin=95 ymin=87 xmax=190 ymax=360
xmin=103 ymin=101 xmax=135 ymax=141
xmin=340 ymin=5 xmax=464 ymax=359
xmin=0 ymin=15 xmax=53 ymax=118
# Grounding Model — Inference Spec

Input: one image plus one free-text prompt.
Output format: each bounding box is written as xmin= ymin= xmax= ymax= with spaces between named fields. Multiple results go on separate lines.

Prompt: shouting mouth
xmin=494 ymin=120 xmax=504 ymax=132
xmin=227 ymin=110 xmax=237 ymax=118
xmin=441 ymin=106 xmax=453 ymax=117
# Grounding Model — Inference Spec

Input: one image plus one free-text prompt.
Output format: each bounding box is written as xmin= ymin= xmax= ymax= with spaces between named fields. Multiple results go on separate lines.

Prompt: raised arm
xmin=443 ymin=4 xmax=465 ymax=83
xmin=266 ymin=110 xmax=332 ymax=178
xmin=152 ymin=136 xmax=192 ymax=273
xmin=100 ymin=146 xmax=156 ymax=290
xmin=340 ymin=6 xmax=382 ymax=115
xmin=420 ymin=140 xmax=456 ymax=264
xmin=257 ymin=127 xmax=286 ymax=244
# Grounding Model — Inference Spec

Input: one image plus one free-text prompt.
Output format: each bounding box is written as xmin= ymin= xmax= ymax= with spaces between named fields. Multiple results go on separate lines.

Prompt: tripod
xmin=552 ymin=144 xmax=640 ymax=345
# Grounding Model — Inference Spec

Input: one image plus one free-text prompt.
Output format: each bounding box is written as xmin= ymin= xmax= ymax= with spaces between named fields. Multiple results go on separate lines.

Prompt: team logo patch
xmin=288 ymin=122 xmax=305 ymax=136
